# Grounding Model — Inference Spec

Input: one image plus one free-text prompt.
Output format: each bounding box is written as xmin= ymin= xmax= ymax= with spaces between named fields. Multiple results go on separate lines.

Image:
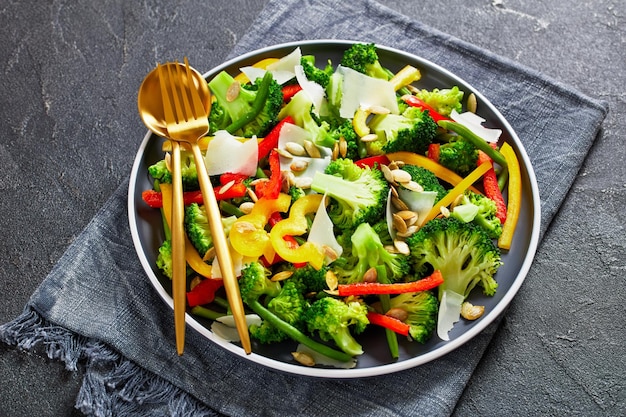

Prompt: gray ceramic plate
xmin=128 ymin=40 xmax=541 ymax=378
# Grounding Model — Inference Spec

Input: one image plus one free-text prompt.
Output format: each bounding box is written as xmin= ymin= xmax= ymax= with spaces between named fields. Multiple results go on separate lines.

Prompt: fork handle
xmin=171 ymin=141 xmax=187 ymax=355
xmin=191 ymin=143 xmax=252 ymax=354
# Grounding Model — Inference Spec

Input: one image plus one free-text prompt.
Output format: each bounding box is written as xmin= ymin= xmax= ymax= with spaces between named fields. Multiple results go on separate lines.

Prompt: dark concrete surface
xmin=1 ymin=1 xmax=624 ymax=415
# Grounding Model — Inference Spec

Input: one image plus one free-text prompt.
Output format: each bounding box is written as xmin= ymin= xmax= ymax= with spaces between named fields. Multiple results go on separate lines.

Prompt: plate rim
xmin=128 ymin=39 xmax=542 ymax=378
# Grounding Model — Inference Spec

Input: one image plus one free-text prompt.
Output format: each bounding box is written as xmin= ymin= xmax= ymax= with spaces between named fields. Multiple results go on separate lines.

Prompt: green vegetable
xmin=400 ymin=164 xmax=448 ymax=202
xmin=340 ymin=43 xmax=392 ymax=80
xmin=277 ymin=90 xmax=336 ymax=148
xmin=148 ymin=151 xmax=199 ymax=191
xmin=240 ymin=262 xmax=352 ymax=362
xmin=311 ymin=158 xmax=389 ymax=231
xmin=366 ymin=106 xmax=438 ymax=156
xmin=300 ymin=55 xmax=333 ymax=87
xmin=452 ymin=191 xmax=503 ymax=239
xmin=414 ymin=86 xmax=464 ymax=117
xmin=184 ymin=203 xmax=238 ymax=257
xmin=406 ymin=217 xmax=501 ymax=299
xmin=291 ymin=264 xmax=330 ymax=294
xmin=208 ymin=70 xmax=283 ymax=138
xmin=388 ymin=291 xmax=439 ymax=343
xmin=437 ymin=137 xmax=478 ymax=177
xmin=304 ymin=296 xmax=369 ymax=356
xmin=332 ymin=222 xmax=410 ymax=284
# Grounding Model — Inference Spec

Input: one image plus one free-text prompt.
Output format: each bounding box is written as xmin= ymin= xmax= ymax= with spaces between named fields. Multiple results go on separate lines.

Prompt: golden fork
xmin=158 ymin=59 xmax=251 ymax=355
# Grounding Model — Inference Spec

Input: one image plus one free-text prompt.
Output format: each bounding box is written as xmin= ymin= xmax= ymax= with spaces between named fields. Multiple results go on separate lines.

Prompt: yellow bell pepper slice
xmin=233 ymin=58 xmax=280 ymax=84
xmin=498 ymin=143 xmax=522 ymax=250
xmin=386 ymin=151 xmax=481 ymax=194
xmin=229 ymin=193 xmax=291 ymax=260
xmin=269 ymin=194 xmax=326 ymax=270
xmin=422 ymin=161 xmax=492 ymax=225
xmin=159 ymin=183 xmax=213 ymax=278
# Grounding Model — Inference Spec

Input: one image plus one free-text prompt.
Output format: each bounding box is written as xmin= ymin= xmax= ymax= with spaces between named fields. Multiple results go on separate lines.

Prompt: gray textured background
xmin=1 ymin=0 xmax=624 ymax=415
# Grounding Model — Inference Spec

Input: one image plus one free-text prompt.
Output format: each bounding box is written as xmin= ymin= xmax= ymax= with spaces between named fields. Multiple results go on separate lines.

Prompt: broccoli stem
xmin=225 ymin=71 xmax=273 ymax=134
xmin=247 ymin=299 xmax=354 ymax=363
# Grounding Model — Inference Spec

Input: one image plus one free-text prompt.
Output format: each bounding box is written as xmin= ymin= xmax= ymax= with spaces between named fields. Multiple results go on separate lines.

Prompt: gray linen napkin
xmin=0 ymin=0 xmax=608 ymax=416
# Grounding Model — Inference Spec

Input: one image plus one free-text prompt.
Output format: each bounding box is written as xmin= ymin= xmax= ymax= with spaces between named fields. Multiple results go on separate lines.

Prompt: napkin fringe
xmin=0 ymin=306 xmax=220 ymax=417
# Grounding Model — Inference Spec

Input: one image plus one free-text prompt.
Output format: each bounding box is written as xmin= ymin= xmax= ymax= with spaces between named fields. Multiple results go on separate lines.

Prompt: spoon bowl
xmin=137 ymin=62 xmax=211 ymax=138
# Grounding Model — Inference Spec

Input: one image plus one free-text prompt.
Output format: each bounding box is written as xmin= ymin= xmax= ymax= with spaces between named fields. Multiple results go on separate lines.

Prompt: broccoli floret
xmin=239 ymin=262 xmax=282 ymax=305
xmin=452 ymin=191 xmax=503 ymax=239
xmin=332 ymin=222 xmax=410 ymax=284
xmin=156 ymin=239 xmax=173 ymax=279
xmin=300 ymin=55 xmax=333 ymax=88
xmin=184 ymin=203 xmax=238 ymax=257
xmin=277 ymin=90 xmax=336 ymax=148
xmin=250 ymin=277 xmax=309 ymax=344
xmin=371 ymin=219 xmax=393 ymax=247
xmin=366 ymin=106 xmax=438 ymax=156
xmin=311 ymin=158 xmax=389 ymax=231
xmin=340 ymin=43 xmax=391 ymax=80
xmin=148 ymin=151 xmax=199 ymax=191
xmin=414 ymin=86 xmax=464 ymax=117
xmin=208 ymin=70 xmax=282 ymax=138
xmin=267 ymin=278 xmax=308 ymax=328
xmin=291 ymin=264 xmax=329 ymax=294
xmin=438 ymin=137 xmax=479 ymax=177
xmin=287 ymin=185 xmax=306 ymax=202
xmin=304 ymin=297 xmax=369 ymax=356
xmin=400 ymin=164 xmax=447 ymax=202
xmin=406 ymin=217 xmax=501 ymax=300
xmin=155 ymin=240 xmax=192 ymax=279
xmin=388 ymin=291 xmax=439 ymax=343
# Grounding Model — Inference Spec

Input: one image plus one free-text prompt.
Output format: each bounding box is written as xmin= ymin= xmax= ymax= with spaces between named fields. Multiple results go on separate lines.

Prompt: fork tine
xmin=157 ymin=63 xmax=176 ymax=127
xmin=176 ymin=60 xmax=194 ymax=122
xmin=166 ymin=62 xmax=185 ymax=123
xmin=184 ymin=57 xmax=206 ymax=120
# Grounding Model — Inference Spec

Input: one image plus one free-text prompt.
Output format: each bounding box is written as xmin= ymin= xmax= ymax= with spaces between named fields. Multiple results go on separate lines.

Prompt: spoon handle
xmin=191 ymin=143 xmax=252 ymax=354
xmin=171 ymin=141 xmax=187 ymax=355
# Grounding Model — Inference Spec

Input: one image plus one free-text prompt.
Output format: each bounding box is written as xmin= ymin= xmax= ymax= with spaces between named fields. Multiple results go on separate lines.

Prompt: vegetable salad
xmin=141 ymin=43 xmax=522 ymax=368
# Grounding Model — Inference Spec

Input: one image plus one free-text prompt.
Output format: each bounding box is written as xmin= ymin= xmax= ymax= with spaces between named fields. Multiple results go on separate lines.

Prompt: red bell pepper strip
xmin=477 ymin=150 xmax=507 ymax=224
xmin=402 ymin=95 xmax=449 ymax=123
xmin=281 ymin=84 xmax=302 ymax=103
xmin=257 ymin=116 xmax=295 ymax=161
xmin=427 ymin=143 xmax=440 ymax=162
xmin=355 ymin=154 xmax=390 ymax=169
xmin=142 ymin=181 xmax=247 ymax=208
xmin=219 ymin=172 xmax=249 ymax=185
xmin=186 ymin=278 xmax=224 ymax=307
xmin=366 ymin=312 xmax=410 ymax=337
xmin=337 ymin=270 xmax=444 ymax=296
xmin=142 ymin=189 xmax=204 ymax=208
xmin=254 ymin=149 xmax=282 ymax=199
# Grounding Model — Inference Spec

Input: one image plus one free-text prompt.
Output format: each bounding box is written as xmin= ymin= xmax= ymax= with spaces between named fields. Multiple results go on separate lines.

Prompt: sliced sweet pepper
xmin=254 ymin=149 xmax=282 ymax=199
xmin=422 ymin=162 xmax=492 ymax=225
xmin=402 ymin=95 xmax=449 ymax=123
xmin=269 ymin=194 xmax=326 ymax=270
xmin=281 ymin=84 xmax=302 ymax=103
xmin=229 ymin=193 xmax=291 ymax=260
xmin=186 ymin=278 xmax=224 ymax=307
xmin=498 ymin=143 xmax=522 ymax=250
xmin=337 ymin=270 xmax=444 ymax=296
xmin=159 ymin=183 xmax=213 ymax=278
xmin=366 ymin=312 xmax=410 ymax=337
xmin=386 ymin=151 xmax=480 ymax=193
xmin=257 ymin=116 xmax=294 ymax=161
xmin=477 ymin=150 xmax=507 ymax=224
